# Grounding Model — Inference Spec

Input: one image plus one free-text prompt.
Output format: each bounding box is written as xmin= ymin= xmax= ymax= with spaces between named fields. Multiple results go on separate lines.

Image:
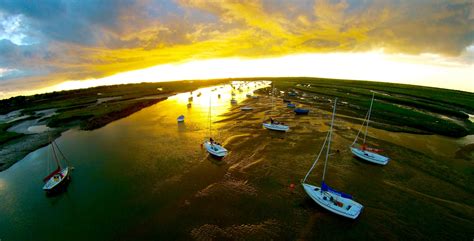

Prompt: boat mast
xmin=271 ymin=81 xmax=274 ymax=112
xmin=303 ymin=131 xmax=330 ymax=183
xmin=53 ymin=141 xmax=70 ymax=167
xmin=363 ymin=93 xmax=374 ymax=144
xmin=51 ymin=141 xmax=61 ymax=169
xmin=322 ymin=98 xmax=337 ymax=182
xmin=209 ymin=93 xmax=212 ymax=138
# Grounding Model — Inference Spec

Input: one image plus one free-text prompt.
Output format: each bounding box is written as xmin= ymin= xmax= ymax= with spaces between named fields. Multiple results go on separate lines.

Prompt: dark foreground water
xmin=0 ymin=81 xmax=472 ymax=241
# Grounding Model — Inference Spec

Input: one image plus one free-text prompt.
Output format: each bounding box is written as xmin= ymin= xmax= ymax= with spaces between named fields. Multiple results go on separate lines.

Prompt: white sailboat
xmin=263 ymin=82 xmax=289 ymax=132
xmin=203 ymin=94 xmax=228 ymax=158
xmin=43 ymin=140 xmax=71 ymax=192
xmin=350 ymin=93 xmax=390 ymax=165
xmin=302 ymin=98 xmax=363 ymax=219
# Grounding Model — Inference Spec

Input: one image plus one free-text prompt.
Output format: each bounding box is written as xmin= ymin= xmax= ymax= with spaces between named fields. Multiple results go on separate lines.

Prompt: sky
xmin=0 ymin=0 xmax=473 ymax=98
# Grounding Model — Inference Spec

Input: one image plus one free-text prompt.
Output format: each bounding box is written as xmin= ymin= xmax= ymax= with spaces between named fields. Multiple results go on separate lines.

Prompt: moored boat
xmin=294 ymin=108 xmax=309 ymax=115
xmin=263 ymin=82 xmax=289 ymax=132
xmin=42 ymin=140 xmax=72 ymax=193
xmin=203 ymin=94 xmax=228 ymax=158
xmin=263 ymin=122 xmax=290 ymax=132
xmin=204 ymin=139 xmax=228 ymax=158
xmin=350 ymin=93 xmax=390 ymax=165
xmin=302 ymin=98 xmax=363 ymax=219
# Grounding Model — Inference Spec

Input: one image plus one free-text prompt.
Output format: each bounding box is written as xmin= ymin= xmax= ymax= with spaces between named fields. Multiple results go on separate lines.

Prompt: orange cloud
xmin=0 ymin=0 xmax=472 ymax=95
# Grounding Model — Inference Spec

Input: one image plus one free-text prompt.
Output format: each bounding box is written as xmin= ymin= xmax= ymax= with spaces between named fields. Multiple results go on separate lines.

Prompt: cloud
xmin=0 ymin=0 xmax=472 ymax=94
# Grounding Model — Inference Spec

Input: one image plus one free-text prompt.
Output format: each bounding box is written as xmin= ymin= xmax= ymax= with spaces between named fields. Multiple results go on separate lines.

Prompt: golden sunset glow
xmin=25 ymin=51 xmax=471 ymax=96
xmin=0 ymin=0 xmax=473 ymax=98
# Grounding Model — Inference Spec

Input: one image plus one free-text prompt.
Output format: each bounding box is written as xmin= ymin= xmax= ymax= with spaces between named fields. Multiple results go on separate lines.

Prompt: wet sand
xmin=117 ymin=90 xmax=473 ymax=240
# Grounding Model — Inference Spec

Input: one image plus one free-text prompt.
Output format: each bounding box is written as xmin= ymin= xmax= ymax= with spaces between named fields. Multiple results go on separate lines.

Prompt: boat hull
xmin=350 ymin=147 xmax=389 ymax=165
xmin=294 ymin=108 xmax=309 ymax=115
xmin=263 ymin=123 xmax=289 ymax=132
xmin=43 ymin=167 xmax=70 ymax=192
xmin=204 ymin=141 xmax=228 ymax=158
xmin=302 ymin=183 xmax=363 ymax=219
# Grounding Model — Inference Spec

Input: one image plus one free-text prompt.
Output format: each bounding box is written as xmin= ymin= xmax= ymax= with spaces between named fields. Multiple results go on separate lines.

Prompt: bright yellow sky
xmin=33 ymin=51 xmax=472 ymax=94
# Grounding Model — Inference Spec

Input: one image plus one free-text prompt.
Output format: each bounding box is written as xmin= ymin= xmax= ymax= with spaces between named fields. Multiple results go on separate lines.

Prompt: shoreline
xmin=0 ymin=79 xmax=232 ymax=171
xmin=0 ymin=98 xmax=168 ymax=172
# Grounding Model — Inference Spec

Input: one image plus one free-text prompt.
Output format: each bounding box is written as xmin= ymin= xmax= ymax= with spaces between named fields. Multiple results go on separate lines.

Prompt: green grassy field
xmin=265 ymin=77 xmax=474 ymax=137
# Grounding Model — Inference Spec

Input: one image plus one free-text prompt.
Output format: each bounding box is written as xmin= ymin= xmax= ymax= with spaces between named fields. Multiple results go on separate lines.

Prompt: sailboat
xmin=203 ymin=94 xmax=228 ymax=158
xmin=350 ymin=93 xmax=390 ymax=165
xmin=263 ymin=82 xmax=289 ymax=132
xmin=43 ymin=140 xmax=71 ymax=192
xmin=302 ymin=98 xmax=363 ymax=219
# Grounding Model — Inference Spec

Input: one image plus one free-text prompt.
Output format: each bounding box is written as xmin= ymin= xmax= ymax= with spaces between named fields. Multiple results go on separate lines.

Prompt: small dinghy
xmin=294 ymin=108 xmax=309 ymax=115
xmin=188 ymin=96 xmax=193 ymax=102
xmin=231 ymin=92 xmax=236 ymax=96
xmin=187 ymin=103 xmax=192 ymax=108
xmin=197 ymin=92 xmax=202 ymax=97
xmin=263 ymin=118 xmax=289 ymax=132
xmin=177 ymin=115 xmax=185 ymax=122
xmin=288 ymin=92 xmax=297 ymax=97
xmin=263 ymin=122 xmax=289 ymax=132
xmin=246 ymin=93 xmax=252 ymax=98
xmin=302 ymin=98 xmax=363 ymax=219
xmin=287 ymin=103 xmax=296 ymax=108
xmin=350 ymin=93 xmax=390 ymax=165
xmin=241 ymin=106 xmax=253 ymax=111
xmin=230 ymin=99 xmax=237 ymax=104
xmin=218 ymin=94 xmax=221 ymax=98
xmin=43 ymin=140 xmax=72 ymax=193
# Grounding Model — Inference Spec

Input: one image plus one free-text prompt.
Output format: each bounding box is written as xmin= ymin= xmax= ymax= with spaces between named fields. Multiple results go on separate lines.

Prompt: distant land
xmin=1 ymin=77 xmax=473 ymax=171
